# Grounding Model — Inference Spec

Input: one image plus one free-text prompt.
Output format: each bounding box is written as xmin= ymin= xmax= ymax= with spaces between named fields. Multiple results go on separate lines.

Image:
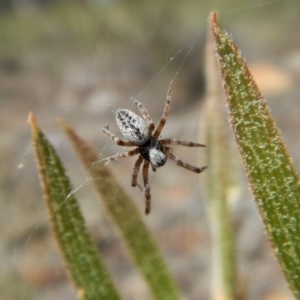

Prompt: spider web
xmin=60 ymin=0 xmax=297 ymax=217
xmin=5 ymin=0 xmax=300 ymax=298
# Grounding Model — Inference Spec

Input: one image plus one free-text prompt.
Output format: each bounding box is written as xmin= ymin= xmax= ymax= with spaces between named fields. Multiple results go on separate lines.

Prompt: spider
xmin=99 ymin=80 xmax=207 ymax=215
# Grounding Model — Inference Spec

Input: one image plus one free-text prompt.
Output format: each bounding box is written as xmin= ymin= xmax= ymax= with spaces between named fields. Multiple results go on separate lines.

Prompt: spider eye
xmin=116 ymin=109 xmax=149 ymax=145
xmin=149 ymin=148 xmax=167 ymax=167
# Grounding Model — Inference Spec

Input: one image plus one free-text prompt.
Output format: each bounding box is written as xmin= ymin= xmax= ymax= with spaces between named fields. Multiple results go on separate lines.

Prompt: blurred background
xmin=1 ymin=0 xmax=300 ymax=299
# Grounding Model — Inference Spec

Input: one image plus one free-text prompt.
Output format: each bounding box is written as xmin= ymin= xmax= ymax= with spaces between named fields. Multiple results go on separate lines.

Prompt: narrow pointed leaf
xmin=211 ymin=13 xmax=300 ymax=298
xmin=59 ymin=119 xmax=180 ymax=300
xmin=29 ymin=113 xmax=120 ymax=300
xmin=202 ymin=27 xmax=236 ymax=300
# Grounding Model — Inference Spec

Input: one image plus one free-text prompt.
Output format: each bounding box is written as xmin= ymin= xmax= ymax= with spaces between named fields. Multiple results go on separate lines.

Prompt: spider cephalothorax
xmin=139 ymin=137 xmax=167 ymax=167
xmin=99 ymin=81 xmax=207 ymax=215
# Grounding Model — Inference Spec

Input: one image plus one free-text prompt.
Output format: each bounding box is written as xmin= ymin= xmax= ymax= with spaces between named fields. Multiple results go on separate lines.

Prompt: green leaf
xmin=29 ymin=113 xmax=120 ymax=300
xmin=59 ymin=119 xmax=181 ymax=300
xmin=211 ymin=12 xmax=300 ymax=298
xmin=202 ymin=27 xmax=237 ymax=300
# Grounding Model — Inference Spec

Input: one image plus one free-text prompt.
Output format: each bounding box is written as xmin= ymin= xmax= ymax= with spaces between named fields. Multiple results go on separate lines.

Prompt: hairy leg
xmin=166 ymin=147 xmax=207 ymax=173
xmin=131 ymin=155 xmax=144 ymax=187
xmin=153 ymin=80 xmax=173 ymax=138
xmin=96 ymin=148 xmax=139 ymax=165
xmin=160 ymin=138 xmax=206 ymax=147
xmin=103 ymin=125 xmax=136 ymax=146
xmin=142 ymin=160 xmax=151 ymax=215
xmin=131 ymin=98 xmax=155 ymax=134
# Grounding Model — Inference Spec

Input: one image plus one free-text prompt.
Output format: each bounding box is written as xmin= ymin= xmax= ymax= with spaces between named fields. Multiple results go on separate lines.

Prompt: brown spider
xmin=99 ymin=81 xmax=207 ymax=214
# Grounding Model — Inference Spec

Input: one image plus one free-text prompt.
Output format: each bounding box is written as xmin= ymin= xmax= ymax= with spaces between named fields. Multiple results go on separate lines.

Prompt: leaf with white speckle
xmin=211 ymin=12 xmax=300 ymax=298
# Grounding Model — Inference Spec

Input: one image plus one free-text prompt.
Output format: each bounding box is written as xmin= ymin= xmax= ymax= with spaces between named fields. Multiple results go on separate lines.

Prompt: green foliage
xmin=202 ymin=28 xmax=237 ymax=300
xmin=30 ymin=113 xmax=180 ymax=300
xmin=30 ymin=113 xmax=120 ymax=300
xmin=59 ymin=120 xmax=180 ymax=300
xmin=211 ymin=12 xmax=300 ymax=298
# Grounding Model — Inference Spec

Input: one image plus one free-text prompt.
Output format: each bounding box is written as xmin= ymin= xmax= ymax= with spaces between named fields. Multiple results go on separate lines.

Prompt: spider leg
xmin=142 ymin=160 xmax=151 ymax=215
xmin=131 ymin=97 xmax=155 ymax=135
xmin=160 ymin=138 xmax=206 ymax=147
xmin=96 ymin=148 xmax=139 ymax=165
xmin=131 ymin=155 xmax=144 ymax=187
xmin=153 ymin=80 xmax=173 ymax=138
xmin=165 ymin=147 xmax=207 ymax=173
xmin=103 ymin=125 xmax=136 ymax=147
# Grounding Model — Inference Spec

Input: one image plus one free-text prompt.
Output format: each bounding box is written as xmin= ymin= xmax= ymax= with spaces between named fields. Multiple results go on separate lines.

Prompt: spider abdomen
xmin=116 ymin=109 xmax=149 ymax=145
xmin=139 ymin=137 xmax=167 ymax=167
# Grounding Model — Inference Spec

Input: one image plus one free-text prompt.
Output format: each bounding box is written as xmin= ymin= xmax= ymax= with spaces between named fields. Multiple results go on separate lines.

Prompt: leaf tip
xmin=210 ymin=12 xmax=221 ymax=39
xmin=210 ymin=12 xmax=218 ymax=27
xmin=28 ymin=112 xmax=40 ymax=139
xmin=57 ymin=117 xmax=70 ymax=133
xmin=28 ymin=112 xmax=36 ymax=126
